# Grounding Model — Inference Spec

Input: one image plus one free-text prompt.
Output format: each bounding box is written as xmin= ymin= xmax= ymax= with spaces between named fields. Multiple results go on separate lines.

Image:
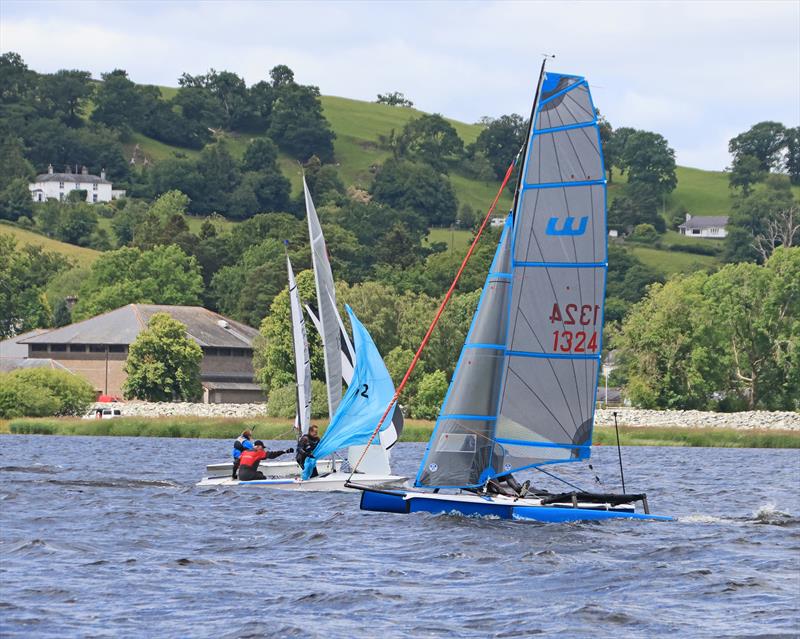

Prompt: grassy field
xmin=6 ymin=417 xmax=798 ymax=448
xmin=630 ymin=245 xmax=719 ymax=276
xmin=1 ymin=222 xmax=100 ymax=268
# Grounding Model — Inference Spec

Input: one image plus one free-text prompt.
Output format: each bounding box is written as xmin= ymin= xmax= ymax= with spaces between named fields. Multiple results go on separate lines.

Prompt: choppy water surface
xmin=1 ymin=436 xmax=798 ymax=638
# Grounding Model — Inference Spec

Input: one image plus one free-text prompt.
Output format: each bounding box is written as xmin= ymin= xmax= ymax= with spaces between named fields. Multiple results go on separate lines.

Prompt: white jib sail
xmin=287 ymin=254 xmax=312 ymax=435
xmin=304 ymin=176 xmax=342 ymax=417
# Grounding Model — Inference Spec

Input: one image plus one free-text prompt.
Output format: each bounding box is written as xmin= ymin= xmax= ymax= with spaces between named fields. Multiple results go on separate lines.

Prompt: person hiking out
xmin=238 ymin=441 xmax=294 ymax=482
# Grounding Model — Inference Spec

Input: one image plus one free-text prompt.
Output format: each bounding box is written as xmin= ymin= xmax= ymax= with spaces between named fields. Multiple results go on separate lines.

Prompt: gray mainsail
xmin=416 ymin=70 xmax=607 ymax=488
xmin=304 ymin=177 xmax=342 ymax=417
xmin=496 ymin=71 xmax=605 ymax=470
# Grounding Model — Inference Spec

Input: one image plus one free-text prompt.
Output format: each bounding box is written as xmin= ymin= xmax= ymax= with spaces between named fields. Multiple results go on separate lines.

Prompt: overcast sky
xmin=2 ymin=0 xmax=798 ymax=171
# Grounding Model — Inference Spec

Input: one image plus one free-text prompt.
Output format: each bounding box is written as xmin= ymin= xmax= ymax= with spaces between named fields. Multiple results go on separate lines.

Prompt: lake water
xmin=1 ymin=435 xmax=798 ymax=638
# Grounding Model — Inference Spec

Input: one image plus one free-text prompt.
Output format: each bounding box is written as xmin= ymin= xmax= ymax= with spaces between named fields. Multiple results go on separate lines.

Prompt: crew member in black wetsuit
xmin=296 ymin=425 xmax=320 ymax=478
xmin=237 ymin=441 xmax=294 ymax=481
xmin=486 ymin=473 xmax=530 ymax=497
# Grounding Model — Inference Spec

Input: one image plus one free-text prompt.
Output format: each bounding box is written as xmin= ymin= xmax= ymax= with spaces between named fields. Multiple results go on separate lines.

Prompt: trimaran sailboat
xmin=199 ymin=180 xmax=405 ymax=490
xmin=350 ymin=66 xmax=671 ymax=522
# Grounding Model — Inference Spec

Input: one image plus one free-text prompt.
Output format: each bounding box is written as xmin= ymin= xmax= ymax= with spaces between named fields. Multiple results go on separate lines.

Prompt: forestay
xmin=416 ymin=71 xmax=607 ymax=489
xmin=302 ymin=306 xmax=396 ymax=480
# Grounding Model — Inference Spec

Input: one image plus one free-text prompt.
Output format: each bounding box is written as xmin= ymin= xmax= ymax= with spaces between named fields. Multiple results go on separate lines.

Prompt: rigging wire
xmin=346 ymin=156 xmax=521 ymax=481
xmin=533 ymin=466 xmax=588 ymax=493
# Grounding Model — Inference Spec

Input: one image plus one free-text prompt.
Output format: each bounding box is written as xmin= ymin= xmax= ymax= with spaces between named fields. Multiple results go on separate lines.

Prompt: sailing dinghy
xmin=199 ymin=253 xmax=339 ymax=483
xmin=198 ymin=181 xmax=404 ymax=490
xmin=199 ymin=306 xmax=406 ymax=490
xmin=353 ymin=67 xmax=671 ymax=522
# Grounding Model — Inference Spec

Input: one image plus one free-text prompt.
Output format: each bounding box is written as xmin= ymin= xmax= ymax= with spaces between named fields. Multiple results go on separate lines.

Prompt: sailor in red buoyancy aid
xmin=237 ymin=441 xmax=294 ymax=481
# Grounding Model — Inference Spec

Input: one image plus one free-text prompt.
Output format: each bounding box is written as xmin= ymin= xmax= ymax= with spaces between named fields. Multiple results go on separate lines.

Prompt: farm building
xmin=678 ymin=213 xmax=729 ymax=239
xmin=17 ymin=305 xmax=264 ymax=403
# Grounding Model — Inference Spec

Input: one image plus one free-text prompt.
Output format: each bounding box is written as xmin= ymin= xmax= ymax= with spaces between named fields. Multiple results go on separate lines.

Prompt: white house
xmin=29 ymin=164 xmax=124 ymax=204
xmin=678 ymin=213 xmax=729 ymax=239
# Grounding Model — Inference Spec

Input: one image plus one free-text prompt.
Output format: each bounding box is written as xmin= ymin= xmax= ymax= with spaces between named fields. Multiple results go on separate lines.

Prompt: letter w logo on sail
xmin=546 ymin=215 xmax=588 ymax=236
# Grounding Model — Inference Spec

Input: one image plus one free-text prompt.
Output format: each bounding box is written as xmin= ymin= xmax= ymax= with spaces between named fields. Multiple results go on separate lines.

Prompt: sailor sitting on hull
xmin=296 ymin=425 xmax=320 ymax=478
xmin=231 ymin=429 xmax=254 ymax=479
xmin=485 ymin=473 xmax=531 ymax=498
xmin=238 ymin=441 xmax=294 ymax=481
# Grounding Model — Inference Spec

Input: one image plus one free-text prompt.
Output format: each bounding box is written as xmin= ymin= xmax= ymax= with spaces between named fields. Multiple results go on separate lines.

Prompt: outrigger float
xmin=350 ymin=62 xmax=671 ymax=523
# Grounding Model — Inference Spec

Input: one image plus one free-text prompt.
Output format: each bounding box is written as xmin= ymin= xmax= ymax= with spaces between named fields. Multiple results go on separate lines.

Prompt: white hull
xmin=196 ymin=472 xmax=406 ymax=492
xmin=205 ymin=459 xmax=340 ymax=479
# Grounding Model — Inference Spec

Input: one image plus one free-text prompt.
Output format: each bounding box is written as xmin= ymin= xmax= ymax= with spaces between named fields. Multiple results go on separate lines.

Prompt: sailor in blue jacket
xmin=231 ymin=429 xmax=254 ymax=479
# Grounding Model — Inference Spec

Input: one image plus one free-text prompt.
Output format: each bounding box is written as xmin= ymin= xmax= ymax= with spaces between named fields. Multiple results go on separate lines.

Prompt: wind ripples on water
xmin=0 ymin=435 xmax=798 ymax=638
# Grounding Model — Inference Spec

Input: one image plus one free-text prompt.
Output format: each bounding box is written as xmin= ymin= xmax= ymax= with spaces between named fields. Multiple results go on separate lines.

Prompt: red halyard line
xmin=348 ymin=158 xmax=519 ymax=479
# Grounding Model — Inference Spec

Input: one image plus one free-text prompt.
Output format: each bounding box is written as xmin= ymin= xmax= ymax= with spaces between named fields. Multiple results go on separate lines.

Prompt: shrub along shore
xmin=3 ymin=417 xmax=799 ymax=448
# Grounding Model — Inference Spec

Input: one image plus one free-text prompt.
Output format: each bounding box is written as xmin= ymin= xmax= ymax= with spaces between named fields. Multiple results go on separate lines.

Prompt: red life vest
xmin=239 ymin=449 xmax=267 ymax=468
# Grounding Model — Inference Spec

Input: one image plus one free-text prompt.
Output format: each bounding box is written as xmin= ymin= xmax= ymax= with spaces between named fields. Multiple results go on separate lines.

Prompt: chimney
xmin=65 ymin=295 xmax=78 ymax=311
xmin=81 ymin=165 xmax=88 ymax=176
xmin=64 ymin=165 xmax=71 ymax=174
xmin=685 ymin=213 xmax=692 ymax=222
xmin=47 ymin=164 xmax=53 ymax=174
xmin=100 ymin=168 xmax=106 ymax=180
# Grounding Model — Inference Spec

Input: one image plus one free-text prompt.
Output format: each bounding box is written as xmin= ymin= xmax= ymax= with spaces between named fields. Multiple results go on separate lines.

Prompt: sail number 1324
xmin=549 ymin=303 xmax=599 ymax=353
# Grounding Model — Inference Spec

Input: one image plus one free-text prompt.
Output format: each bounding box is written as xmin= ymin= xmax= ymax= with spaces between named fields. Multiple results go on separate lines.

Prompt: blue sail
xmin=302 ymin=306 xmax=396 ymax=479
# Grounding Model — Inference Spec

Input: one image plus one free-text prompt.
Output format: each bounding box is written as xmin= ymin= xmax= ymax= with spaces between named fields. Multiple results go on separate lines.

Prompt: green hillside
xmin=1 ymin=222 xmax=100 ymax=268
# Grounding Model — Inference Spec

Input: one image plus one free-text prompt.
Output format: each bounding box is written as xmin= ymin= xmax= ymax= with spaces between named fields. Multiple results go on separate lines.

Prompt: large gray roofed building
xmin=20 ymin=304 xmax=259 ymax=348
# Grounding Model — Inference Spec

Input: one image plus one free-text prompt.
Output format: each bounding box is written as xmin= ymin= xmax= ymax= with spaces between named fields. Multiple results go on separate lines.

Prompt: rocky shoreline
xmin=103 ymin=402 xmax=800 ymax=431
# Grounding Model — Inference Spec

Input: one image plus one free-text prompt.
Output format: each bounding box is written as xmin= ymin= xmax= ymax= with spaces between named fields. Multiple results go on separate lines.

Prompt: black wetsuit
xmin=296 ymin=433 xmax=320 ymax=477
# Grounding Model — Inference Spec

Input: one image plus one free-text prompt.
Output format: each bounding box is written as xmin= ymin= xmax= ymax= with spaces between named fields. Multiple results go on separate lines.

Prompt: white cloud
xmin=1 ymin=0 xmax=797 ymax=170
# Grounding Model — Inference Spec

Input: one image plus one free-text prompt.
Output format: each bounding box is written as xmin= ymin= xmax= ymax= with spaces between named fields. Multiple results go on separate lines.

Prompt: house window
xmin=108 ymin=345 xmax=126 ymax=353
xmin=59 ymin=193 xmax=64 ymax=202
xmin=205 ymin=347 xmax=218 ymax=356
xmin=93 ymin=183 xmax=98 ymax=191
xmin=89 ymin=345 xmax=106 ymax=353
xmin=218 ymin=348 xmax=231 ymax=357
xmin=93 ymin=194 xmax=98 ymax=202
xmin=31 ymin=344 xmax=48 ymax=352
xmin=59 ymin=181 xmax=64 ymax=189
xmin=692 ymin=229 xmax=700 ymax=235
xmin=50 ymin=344 xmax=67 ymax=352
xmin=69 ymin=345 xmax=87 ymax=352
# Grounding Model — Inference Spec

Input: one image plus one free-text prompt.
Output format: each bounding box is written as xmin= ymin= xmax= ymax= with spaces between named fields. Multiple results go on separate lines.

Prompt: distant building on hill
xmin=28 ymin=164 xmax=126 ymax=204
xmin=0 ymin=329 xmax=72 ymax=374
xmin=18 ymin=304 xmax=264 ymax=404
xmin=678 ymin=213 xmax=729 ymax=239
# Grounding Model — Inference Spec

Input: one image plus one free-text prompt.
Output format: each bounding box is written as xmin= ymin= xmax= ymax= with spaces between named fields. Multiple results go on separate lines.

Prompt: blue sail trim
xmin=505 ymin=351 xmax=601 ymax=361
xmin=521 ymin=179 xmax=605 ymax=190
xmin=439 ymin=414 xmax=497 ymax=421
xmin=539 ymin=78 xmax=586 ymax=106
xmin=414 ymin=215 xmax=513 ymax=488
xmin=512 ymin=261 xmax=607 ymax=268
xmin=533 ymin=120 xmax=597 ymax=135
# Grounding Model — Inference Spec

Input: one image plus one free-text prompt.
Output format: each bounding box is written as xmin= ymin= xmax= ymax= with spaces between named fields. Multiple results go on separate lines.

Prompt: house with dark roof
xmin=18 ymin=305 xmax=265 ymax=403
xmin=29 ymin=164 xmax=125 ymax=204
xmin=0 ymin=329 xmax=72 ymax=374
xmin=678 ymin=213 xmax=729 ymax=239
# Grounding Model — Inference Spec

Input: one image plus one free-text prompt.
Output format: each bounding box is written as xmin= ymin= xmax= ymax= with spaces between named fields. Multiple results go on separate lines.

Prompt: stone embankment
xmin=104 ymin=402 xmax=800 ymax=431
xmin=596 ymin=408 xmax=800 ymax=431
